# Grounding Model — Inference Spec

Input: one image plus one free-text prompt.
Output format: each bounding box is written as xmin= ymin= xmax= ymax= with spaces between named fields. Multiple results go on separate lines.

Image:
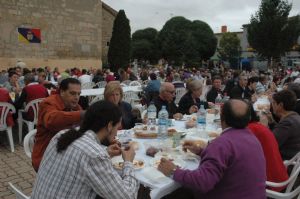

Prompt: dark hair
xmin=272 ymin=90 xmax=297 ymax=111
xmin=82 ymin=69 xmax=87 ymax=74
xmin=24 ymin=73 xmax=35 ymax=84
xmin=212 ymin=75 xmax=222 ymax=82
xmin=287 ymin=83 xmax=300 ymax=99
xmin=57 ymin=100 xmax=122 ymax=152
xmin=221 ymin=100 xmax=251 ymax=129
xmin=248 ymin=76 xmax=259 ymax=85
xmin=150 ymin=73 xmax=157 ymax=80
xmin=8 ymin=71 xmax=17 ymax=78
xmin=59 ymin=78 xmax=81 ymax=91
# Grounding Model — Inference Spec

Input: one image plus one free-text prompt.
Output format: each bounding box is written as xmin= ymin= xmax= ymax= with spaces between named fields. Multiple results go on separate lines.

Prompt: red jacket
xmin=32 ymin=94 xmax=82 ymax=171
xmin=0 ymin=88 xmax=14 ymax=126
xmin=248 ymin=122 xmax=289 ymax=191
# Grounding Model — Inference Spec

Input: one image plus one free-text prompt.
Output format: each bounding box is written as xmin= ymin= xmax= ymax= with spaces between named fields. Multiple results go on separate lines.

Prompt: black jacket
xmin=206 ymin=87 xmax=223 ymax=103
xmin=177 ymin=92 xmax=208 ymax=114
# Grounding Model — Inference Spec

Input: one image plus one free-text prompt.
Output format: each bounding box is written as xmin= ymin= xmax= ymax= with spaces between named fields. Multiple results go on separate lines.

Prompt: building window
xmin=107 ymin=42 xmax=110 ymax=46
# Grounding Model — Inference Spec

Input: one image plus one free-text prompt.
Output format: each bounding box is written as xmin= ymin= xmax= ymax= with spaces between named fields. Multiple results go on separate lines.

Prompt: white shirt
xmin=79 ymin=74 xmax=92 ymax=85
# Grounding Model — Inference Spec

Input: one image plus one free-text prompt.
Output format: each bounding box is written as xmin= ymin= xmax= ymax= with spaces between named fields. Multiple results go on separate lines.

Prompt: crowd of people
xmin=1 ymin=61 xmax=300 ymax=198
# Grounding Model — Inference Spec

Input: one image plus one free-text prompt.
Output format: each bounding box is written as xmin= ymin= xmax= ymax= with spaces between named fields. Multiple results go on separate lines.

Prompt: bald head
xmin=221 ymin=99 xmax=250 ymax=129
xmin=160 ymin=82 xmax=176 ymax=102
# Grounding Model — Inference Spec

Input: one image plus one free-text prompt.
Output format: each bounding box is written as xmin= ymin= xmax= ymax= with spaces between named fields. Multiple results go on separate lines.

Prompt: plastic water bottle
xmin=197 ymin=105 xmax=206 ymax=130
xmin=147 ymin=102 xmax=157 ymax=132
xmin=158 ymin=105 xmax=169 ymax=139
xmin=215 ymin=93 xmax=223 ymax=119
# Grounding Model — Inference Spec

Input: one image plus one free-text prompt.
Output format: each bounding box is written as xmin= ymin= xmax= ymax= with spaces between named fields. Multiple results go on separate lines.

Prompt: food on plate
xmin=129 ymin=141 xmax=139 ymax=150
xmin=208 ymin=132 xmax=219 ymax=138
xmin=146 ymin=147 xmax=159 ymax=157
xmin=185 ymin=120 xmax=196 ymax=128
xmin=142 ymin=125 xmax=148 ymax=130
xmin=113 ymin=160 xmax=144 ymax=170
xmin=167 ymin=128 xmax=177 ymax=136
xmin=135 ymin=132 xmax=157 ymax=138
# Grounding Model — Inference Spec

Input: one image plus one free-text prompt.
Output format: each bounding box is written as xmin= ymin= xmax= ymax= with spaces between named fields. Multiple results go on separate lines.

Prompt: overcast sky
xmin=102 ymin=0 xmax=300 ymax=33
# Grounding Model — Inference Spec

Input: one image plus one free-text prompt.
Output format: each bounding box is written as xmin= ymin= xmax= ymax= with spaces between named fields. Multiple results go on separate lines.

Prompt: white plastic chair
xmin=89 ymin=94 xmax=104 ymax=105
xmin=141 ymin=109 xmax=147 ymax=120
xmin=123 ymin=91 xmax=139 ymax=104
xmin=81 ymin=82 xmax=95 ymax=90
xmin=18 ymin=98 xmax=43 ymax=144
xmin=0 ymin=102 xmax=16 ymax=152
xmin=8 ymin=182 xmax=30 ymax=199
xmin=266 ymin=151 xmax=300 ymax=199
xmin=175 ymin=87 xmax=186 ymax=105
xmin=95 ymin=81 xmax=107 ymax=88
xmin=129 ymin=81 xmax=142 ymax=87
xmin=23 ymin=129 xmax=37 ymax=158
xmin=122 ymin=80 xmax=131 ymax=85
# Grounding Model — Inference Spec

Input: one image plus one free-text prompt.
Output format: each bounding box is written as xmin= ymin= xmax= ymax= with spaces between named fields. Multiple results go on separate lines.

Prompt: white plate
xmin=111 ymin=156 xmax=145 ymax=170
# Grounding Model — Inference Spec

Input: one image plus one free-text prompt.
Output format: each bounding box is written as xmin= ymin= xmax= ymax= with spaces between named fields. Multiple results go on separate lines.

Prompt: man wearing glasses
xmin=154 ymin=82 xmax=183 ymax=119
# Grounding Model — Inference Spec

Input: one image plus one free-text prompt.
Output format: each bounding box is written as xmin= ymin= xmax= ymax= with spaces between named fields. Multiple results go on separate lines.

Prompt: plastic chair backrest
xmin=175 ymin=88 xmax=186 ymax=104
xmin=129 ymin=81 xmax=142 ymax=87
xmin=24 ymin=98 xmax=43 ymax=125
xmin=96 ymin=81 xmax=107 ymax=88
xmin=89 ymin=95 xmax=104 ymax=105
xmin=81 ymin=82 xmax=95 ymax=90
xmin=8 ymin=182 xmax=30 ymax=199
xmin=122 ymin=80 xmax=131 ymax=85
xmin=23 ymin=129 xmax=37 ymax=158
xmin=0 ymin=102 xmax=16 ymax=131
xmin=285 ymin=152 xmax=300 ymax=192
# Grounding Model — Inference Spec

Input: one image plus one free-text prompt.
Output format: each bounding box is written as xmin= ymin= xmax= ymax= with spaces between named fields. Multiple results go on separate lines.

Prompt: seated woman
xmin=177 ymin=79 xmax=208 ymax=115
xmin=247 ymin=103 xmax=288 ymax=191
xmin=31 ymin=101 xmax=139 ymax=199
xmin=104 ymin=81 xmax=138 ymax=129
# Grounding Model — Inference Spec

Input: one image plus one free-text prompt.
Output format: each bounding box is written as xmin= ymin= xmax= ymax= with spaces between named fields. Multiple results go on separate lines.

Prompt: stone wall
xmin=0 ymin=0 xmax=103 ymax=70
xmin=102 ymin=3 xmax=117 ymax=65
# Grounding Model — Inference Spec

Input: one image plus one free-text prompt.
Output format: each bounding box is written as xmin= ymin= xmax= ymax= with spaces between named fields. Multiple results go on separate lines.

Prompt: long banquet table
xmin=116 ymin=119 xmax=218 ymax=199
xmin=80 ymin=86 xmax=142 ymax=96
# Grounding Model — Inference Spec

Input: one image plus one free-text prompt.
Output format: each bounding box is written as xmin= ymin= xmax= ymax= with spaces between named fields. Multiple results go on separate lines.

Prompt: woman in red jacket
xmin=248 ymin=105 xmax=288 ymax=192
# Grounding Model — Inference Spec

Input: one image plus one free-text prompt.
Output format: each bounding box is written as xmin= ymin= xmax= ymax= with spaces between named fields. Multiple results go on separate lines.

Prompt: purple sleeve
xmin=173 ymin=139 xmax=232 ymax=193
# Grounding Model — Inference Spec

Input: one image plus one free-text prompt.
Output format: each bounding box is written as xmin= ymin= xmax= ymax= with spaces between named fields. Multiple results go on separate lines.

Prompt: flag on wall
xmin=18 ymin=28 xmax=41 ymax=43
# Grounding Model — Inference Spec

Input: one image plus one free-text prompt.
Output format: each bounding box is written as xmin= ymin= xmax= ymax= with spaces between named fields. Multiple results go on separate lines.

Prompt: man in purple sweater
xmin=158 ymin=99 xmax=266 ymax=199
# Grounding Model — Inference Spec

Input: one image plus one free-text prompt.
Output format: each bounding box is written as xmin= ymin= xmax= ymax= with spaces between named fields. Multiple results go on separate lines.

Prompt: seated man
xmin=206 ymin=75 xmax=223 ymax=103
xmin=144 ymin=73 xmax=160 ymax=104
xmin=159 ymin=99 xmax=266 ymax=199
xmin=229 ymin=74 xmax=248 ymax=99
xmin=32 ymin=78 xmax=85 ymax=171
xmin=154 ymin=82 xmax=182 ymax=119
xmin=14 ymin=73 xmax=49 ymax=121
xmin=270 ymin=90 xmax=300 ymax=160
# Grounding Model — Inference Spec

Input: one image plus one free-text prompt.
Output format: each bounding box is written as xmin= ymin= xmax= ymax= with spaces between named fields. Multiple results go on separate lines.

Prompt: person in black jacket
xmin=230 ymin=75 xmax=248 ymax=99
xmin=287 ymin=82 xmax=300 ymax=115
xmin=206 ymin=75 xmax=223 ymax=103
xmin=178 ymin=79 xmax=208 ymax=115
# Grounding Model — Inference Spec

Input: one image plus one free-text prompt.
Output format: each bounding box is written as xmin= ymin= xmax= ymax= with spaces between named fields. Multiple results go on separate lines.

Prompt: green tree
xmin=131 ymin=28 xmax=159 ymax=63
xmin=247 ymin=0 xmax=300 ymax=67
xmin=218 ymin=32 xmax=241 ymax=68
xmin=107 ymin=10 xmax=131 ymax=72
xmin=158 ymin=16 xmax=217 ymax=67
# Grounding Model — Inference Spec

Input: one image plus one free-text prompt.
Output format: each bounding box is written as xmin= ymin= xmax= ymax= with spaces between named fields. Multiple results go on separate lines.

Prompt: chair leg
xmin=28 ymin=123 xmax=34 ymax=132
xmin=18 ymin=119 xmax=23 ymax=144
xmin=7 ymin=127 xmax=15 ymax=152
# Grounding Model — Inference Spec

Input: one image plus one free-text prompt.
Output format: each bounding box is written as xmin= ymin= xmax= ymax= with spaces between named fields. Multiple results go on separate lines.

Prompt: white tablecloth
xmin=117 ymin=120 xmax=215 ymax=199
xmin=80 ymin=86 xmax=142 ymax=96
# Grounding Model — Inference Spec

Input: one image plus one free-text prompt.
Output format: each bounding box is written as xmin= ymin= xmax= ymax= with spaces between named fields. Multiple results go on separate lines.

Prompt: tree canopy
xmin=158 ymin=16 xmax=217 ymax=67
xmin=131 ymin=28 xmax=159 ymax=63
xmin=107 ymin=10 xmax=131 ymax=72
xmin=247 ymin=0 xmax=300 ymax=67
xmin=218 ymin=32 xmax=241 ymax=68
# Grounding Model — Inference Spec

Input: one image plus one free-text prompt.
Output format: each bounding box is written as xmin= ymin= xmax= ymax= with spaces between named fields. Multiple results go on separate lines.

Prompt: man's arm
xmin=173 ymin=141 xmax=230 ymax=193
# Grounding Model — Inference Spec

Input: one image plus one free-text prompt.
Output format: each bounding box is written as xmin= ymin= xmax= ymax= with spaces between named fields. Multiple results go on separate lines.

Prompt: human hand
xmin=121 ymin=145 xmax=135 ymax=162
xmin=207 ymin=102 xmax=215 ymax=108
xmin=158 ymin=158 xmax=177 ymax=177
xmin=107 ymin=143 xmax=121 ymax=157
xmin=173 ymin=113 xmax=183 ymax=120
xmin=182 ymin=140 xmax=207 ymax=154
xmin=189 ymin=105 xmax=198 ymax=114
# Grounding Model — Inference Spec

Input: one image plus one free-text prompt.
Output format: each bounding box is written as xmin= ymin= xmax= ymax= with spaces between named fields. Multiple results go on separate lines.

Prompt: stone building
xmin=0 ymin=0 xmax=117 ymax=71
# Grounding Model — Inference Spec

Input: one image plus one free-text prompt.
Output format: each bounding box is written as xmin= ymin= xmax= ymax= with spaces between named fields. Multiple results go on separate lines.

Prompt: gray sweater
xmin=273 ymin=112 xmax=300 ymax=160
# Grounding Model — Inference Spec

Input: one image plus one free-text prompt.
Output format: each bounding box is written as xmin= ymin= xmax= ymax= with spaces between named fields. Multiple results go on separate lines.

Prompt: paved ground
xmin=0 ymin=128 xmax=35 ymax=199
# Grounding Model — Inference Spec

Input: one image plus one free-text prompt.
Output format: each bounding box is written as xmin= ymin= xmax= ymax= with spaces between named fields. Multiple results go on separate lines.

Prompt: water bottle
xmin=197 ymin=105 xmax=206 ymax=130
xmin=215 ymin=93 xmax=223 ymax=118
xmin=147 ymin=102 xmax=157 ymax=132
xmin=158 ymin=106 xmax=169 ymax=139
